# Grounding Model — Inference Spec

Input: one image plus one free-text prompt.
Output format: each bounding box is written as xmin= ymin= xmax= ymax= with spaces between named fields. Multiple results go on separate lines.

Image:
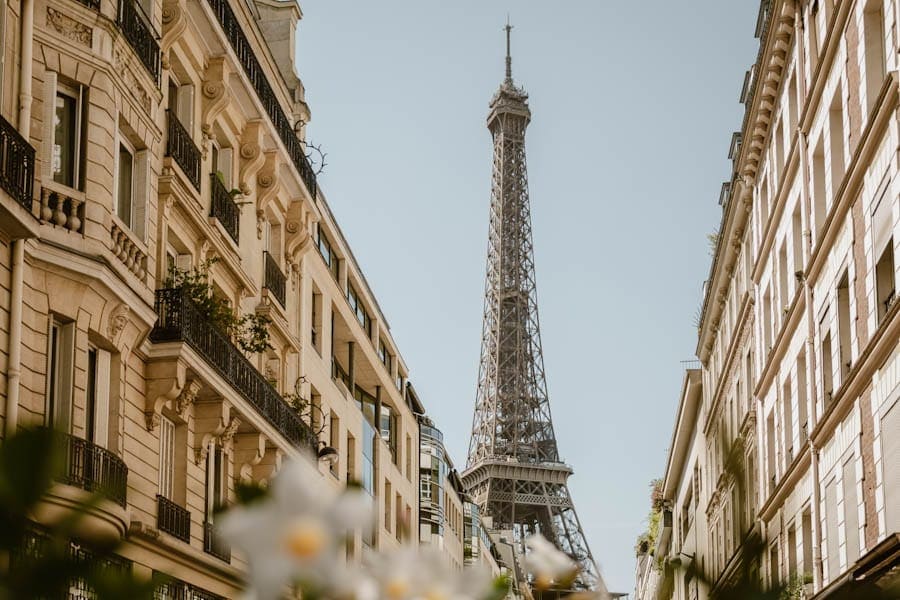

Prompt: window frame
xmin=51 ymin=81 xmax=84 ymax=190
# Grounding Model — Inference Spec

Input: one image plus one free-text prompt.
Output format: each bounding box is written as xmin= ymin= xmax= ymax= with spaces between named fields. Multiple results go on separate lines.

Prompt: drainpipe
xmin=6 ymin=0 xmax=35 ymax=437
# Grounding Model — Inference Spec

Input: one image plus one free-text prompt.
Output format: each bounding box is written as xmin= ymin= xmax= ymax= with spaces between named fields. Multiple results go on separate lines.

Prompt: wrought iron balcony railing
xmin=263 ymin=251 xmax=286 ymax=307
xmin=154 ymin=578 xmax=225 ymax=600
xmin=203 ymin=521 xmax=231 ymax=563
xmin=210 ymin=174 xmax=239 ymax=242
xmin=117 ymin=0 xmax=160 ymax=82
xmin=0 ymin=113 xmax=35 ymax=212
xmin=150 ymin=288 xmax=317 ymax=452
xmin=156 ymin=495 xmax=190 ymax=543
xmin=56 ymin=433 xmax=128 ymax=508
xmin=204 ymin=0 xmax=316 ymax=197
xmin=166 ymin=111 xmax=201 ymax=190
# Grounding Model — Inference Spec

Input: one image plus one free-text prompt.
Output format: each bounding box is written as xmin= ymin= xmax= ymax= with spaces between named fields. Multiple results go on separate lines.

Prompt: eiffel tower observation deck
xmin=462 ymin=25 xmax=608 ymax=595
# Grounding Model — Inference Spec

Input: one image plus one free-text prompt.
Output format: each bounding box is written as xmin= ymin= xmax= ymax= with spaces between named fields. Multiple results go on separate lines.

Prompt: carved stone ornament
xmin=145 ymin=411 xmax=161 ymax=432
xmin=113 ymin=49 xmax=151 ymax=112
xmin=220 ymin=417 xmax=241 ymax=449
xmin=256 ymin=209 xmax=265 ymax=240
xmin=107 ymin=303 xmax=131 ymax=340
xmin=47 ymin=8 xmax=92 ymax=47
xmin=176 ymin=379 xmax=202 ymax=416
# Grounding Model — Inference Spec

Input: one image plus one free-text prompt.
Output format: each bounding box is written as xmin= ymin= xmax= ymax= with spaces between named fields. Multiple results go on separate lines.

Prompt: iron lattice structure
xmin=463 ymin=27 xmax=607 ymax=595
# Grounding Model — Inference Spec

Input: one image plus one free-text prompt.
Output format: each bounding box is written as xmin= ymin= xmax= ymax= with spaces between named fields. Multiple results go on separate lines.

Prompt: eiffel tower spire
xmin=462 ymin=25 xmax=607 ymax=594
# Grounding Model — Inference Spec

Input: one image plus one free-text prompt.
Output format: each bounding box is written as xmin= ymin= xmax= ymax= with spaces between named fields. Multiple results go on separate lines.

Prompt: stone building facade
xmin=650 ymin=1 xmax=900 ymax=599
xmin=0 ymin=0 xmax=422 ymax=594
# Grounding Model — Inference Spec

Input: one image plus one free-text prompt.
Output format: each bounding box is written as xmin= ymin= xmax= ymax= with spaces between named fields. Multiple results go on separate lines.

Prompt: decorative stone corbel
xmin=256 ymin=151 xmax=280 ymax=214
xmin=252 ymin=445 xmax=284 ymax=486
xmin=220 ymin=417 xmax=241 ymax=452
xmin=145 ymin=358 xmax=187 ymax=431
xmin=233 ymin=433 xmax=267 ymax=483
xmin=256 ymin=209 xmax=265 ymax=240
xmin=193 ymin=399 xmax=232 ymax=464
xmin=200 ymin=57 xmax=231 ymax=158
xmin=106 ymin=303 xmax=130 ymax=346
xmin=175 ymin=379 xmax=202 ymax=417
xmin=160 ymin=0 xmax=187 ymax=53
xmin=238 ymin=120 xmax=265 ymax=196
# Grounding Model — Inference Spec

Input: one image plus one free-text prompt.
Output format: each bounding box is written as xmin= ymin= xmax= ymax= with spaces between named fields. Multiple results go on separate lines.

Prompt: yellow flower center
xmin=384 ymin=577 xmax=410 ymax=599
xmin=534 ymin=574 xmax=554 ymax=591
xmin=283 ymin=517 xmax=328 ymax=560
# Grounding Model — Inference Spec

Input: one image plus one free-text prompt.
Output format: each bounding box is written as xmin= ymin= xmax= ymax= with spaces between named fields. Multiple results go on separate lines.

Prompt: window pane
xmin=86 ymin=348 xmax=97 ymax=442
xmin=53 ymin=93 xmax=77 ymax=187
xmin=117 ymin=144 xmax=134 ymax=227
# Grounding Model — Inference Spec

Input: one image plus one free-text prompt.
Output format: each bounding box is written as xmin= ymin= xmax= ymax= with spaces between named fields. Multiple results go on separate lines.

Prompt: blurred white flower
xmin=524 ymin=533 xmax=578 ymax=591
xmin=368 ymin=545 xmax=493 ymax=600
xmin=218 ymin=458 xmax=373 ymax=600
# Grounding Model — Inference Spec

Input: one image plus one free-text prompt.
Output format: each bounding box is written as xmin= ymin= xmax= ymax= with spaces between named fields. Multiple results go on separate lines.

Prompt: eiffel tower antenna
xmin=462 ymin=24 xmax=608 ymax=595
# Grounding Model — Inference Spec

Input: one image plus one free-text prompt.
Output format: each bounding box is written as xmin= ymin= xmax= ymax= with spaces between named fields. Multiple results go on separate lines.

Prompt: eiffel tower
xmin=462 ymin=25 xmax=607 ymax=595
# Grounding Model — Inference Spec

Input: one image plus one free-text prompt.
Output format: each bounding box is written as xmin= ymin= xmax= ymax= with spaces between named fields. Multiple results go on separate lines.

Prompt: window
xmin=395 ymin=493 xmax=403 ymax=541
xmin=329 ymin=412 xmax=340 ymax=477
xmin=782 ymin=377 xmax=793 ymax=465
xmin=52 ymin=83 xmax=84 ymax=189
xmin=46 ymin=320 xmax=75 ymax=432
xmin=384 ymin=479 xmax=392 ymax=533
xmin=828 ymin=90 xmax=845 ymax=205
xmin=159 ymin=416 xmax=175 ymax=499
xmin=875 ymin=240 xmax=895 ymax=323
xmin=770 ymin=540 xmax=781 ymax=589
xmin=311 ymin=290 xmax=322 ymax=353
xmin=117 ymin=142 xmax=134 ymax=227
xmin=378 ymin=340 xmax=390 ymax=371
xmin=381 ymin=405 xmax=398 ymax=464
xmin=802 ymin=508 xmax=814 ymax=580
xmin=797 ymin=352 xmax=809 ymax=442
xmin=405 ymin=434 xmax=412 ymax=480
xmin=837 ymin=271 xmax=852 ymax=382
xmin=824 ymin=477 xmax=839 ymax=581
xmin=863 ymin=0 xmax=886 ymax=114
xmin=767 ymin=410 xmax=777 ymax=488
xmin=347 ymin=284 xmax=371 ymax=335
xmin=205 ymin=443 xmax=226 ymax=521
xmin=361 ymin=421 xmax=376 ymax=547
xmin=315 ymin=227 xmax=340 ymax=280
xmin=167 ymin=77 xmax=194 ymax=133
xmin=85 ymin=346 xmax=111 ymax=446
xmin=812 ymin=137 xmax=827 ymax=238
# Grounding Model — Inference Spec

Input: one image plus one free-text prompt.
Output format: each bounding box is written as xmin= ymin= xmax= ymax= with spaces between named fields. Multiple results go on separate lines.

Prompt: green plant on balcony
xmin=166 ymin=258 xmax=272 ymax=354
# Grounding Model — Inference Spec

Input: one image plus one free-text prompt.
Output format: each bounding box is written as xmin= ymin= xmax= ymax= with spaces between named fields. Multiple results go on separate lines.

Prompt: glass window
xmin=159 ymin=416 xmax=175 ymax=499
xmin=46 ymin=320 xmax=75 ymax=432
xmin=53 ymin=86 xmax=82 ymax=188
xmin=117 ymin=143 xmax=134 ymax=227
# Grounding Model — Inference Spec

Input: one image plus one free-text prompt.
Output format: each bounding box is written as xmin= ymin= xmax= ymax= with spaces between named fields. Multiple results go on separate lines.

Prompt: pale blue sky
xmin=296 ymin=1 xmax=758 ymax=593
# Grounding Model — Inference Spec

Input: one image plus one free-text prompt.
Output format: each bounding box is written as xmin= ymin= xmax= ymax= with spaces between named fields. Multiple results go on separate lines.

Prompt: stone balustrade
xmin=111 ymin=221 xmax=148 ymax=280
xmin=38 ymin=183 xmax=84 ymax=233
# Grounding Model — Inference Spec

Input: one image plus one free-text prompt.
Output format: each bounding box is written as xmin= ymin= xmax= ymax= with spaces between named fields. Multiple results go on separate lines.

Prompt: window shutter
xmin=872 ymin=173 xmax=893 ymax=255
xmin=882 ymin=403 xmax=900 ymax=534
xmin=842 ymin=458 xmax=860 ymax=565
xmin=825 ymin=478 xmax=839 ymax=582
xmin=177 ymin=84 xmax=195 ymax=134
xmin=159 ymin=416 xmax=175 ymax=499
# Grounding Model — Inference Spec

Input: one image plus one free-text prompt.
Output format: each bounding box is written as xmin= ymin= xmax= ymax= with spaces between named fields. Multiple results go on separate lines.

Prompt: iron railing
xmin=150 ymin=288 xmax=317 ymax=452
xmin=56 ymin=433 xmax=128 ymax=508
xmin=209 ymin=174 xmax=239 ymax=242
xmin=263 ymin=251 xmax=286 ymax=307
xmin=77 ymin=0 xmax=101 ymax=9
xmin=117 ymin=0 xmax=160 ymax=82
xmin=203 ymin=521 xmax=231 ymax=563
xmin=155 ymin=578 xmax=226 ymax=600
xmin=204 ymin=0 xmax=316 ymax=197
xmin=0 ymin=113 xmax=35 ymax=211
xmin=166 ymin=111 xmax=201 ymax=190
xmin=157 ymin=495 xmax=191 ymax=543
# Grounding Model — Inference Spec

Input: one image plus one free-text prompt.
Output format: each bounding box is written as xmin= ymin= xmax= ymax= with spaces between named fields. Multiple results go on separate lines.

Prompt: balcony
xmin=0 ymin=113 xmax=35 ymax=213
xmin=204 ymin=0 xmax=316 ymax=197
xmin=210 ymin=174 xmax=239 ymax=242
xmin=56 ymin=433 xmax=128 ymax=508
xmin=156 ymin=495 xmax=190 ymax=543
xmin=263 ymin=251 xmax=286 ymax=307
xmin=166 ymin=111 xmax=201 ymax=190
xmin=203 ymin=521 xmax=231 ymax=563
xmin=150 ymin=288 xmax=317 ymax=452
xmin=155 ymin=578 xmax=225 ymax=600
xmin=117 ymin=0 xmax=160 ymax=82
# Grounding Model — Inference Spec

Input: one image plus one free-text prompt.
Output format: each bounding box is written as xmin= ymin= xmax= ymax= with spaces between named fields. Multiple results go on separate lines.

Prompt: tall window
xmin=380 ymin=405 xmax=398 ymax=464
xmin=46 ymin=320 xmax=75 ymax=432
xmin=863 ymin=0 xmax=886 ymax=113
xmin=361 ymin=421 xmax=376 ymax=547
xmin=159 ymin=416 xmax=176 ymax=499
xmin=205 ymin=443 xmax=226 ymax=522
xmin=85 ymin=346 xmax=111 ymax=446
xmin=315 ymin=226 xmax=340 ymax=279
xmin=328 ymin=411 xmax=339 ymax=477
xmin=347 ymin=284 xmax=371 ymax=335
xmin=837 ymin=272 xmax=852 ymax=382
xmin=117 ymin=142 xmax=134 ymax=227
xmin=52 ymin=83 xmax=84 ymax=189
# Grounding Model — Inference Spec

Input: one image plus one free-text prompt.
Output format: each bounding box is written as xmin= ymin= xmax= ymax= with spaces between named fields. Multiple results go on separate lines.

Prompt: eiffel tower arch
xmin=462 ymin=26 xmax=608 ymax=595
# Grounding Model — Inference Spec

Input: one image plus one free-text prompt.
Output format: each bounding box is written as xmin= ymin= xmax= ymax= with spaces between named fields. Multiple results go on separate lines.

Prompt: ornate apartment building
xmin=649 ymin=1 xmax=900 ymax=599
xmin=0 ymin=0 xmax=422 ymax=594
